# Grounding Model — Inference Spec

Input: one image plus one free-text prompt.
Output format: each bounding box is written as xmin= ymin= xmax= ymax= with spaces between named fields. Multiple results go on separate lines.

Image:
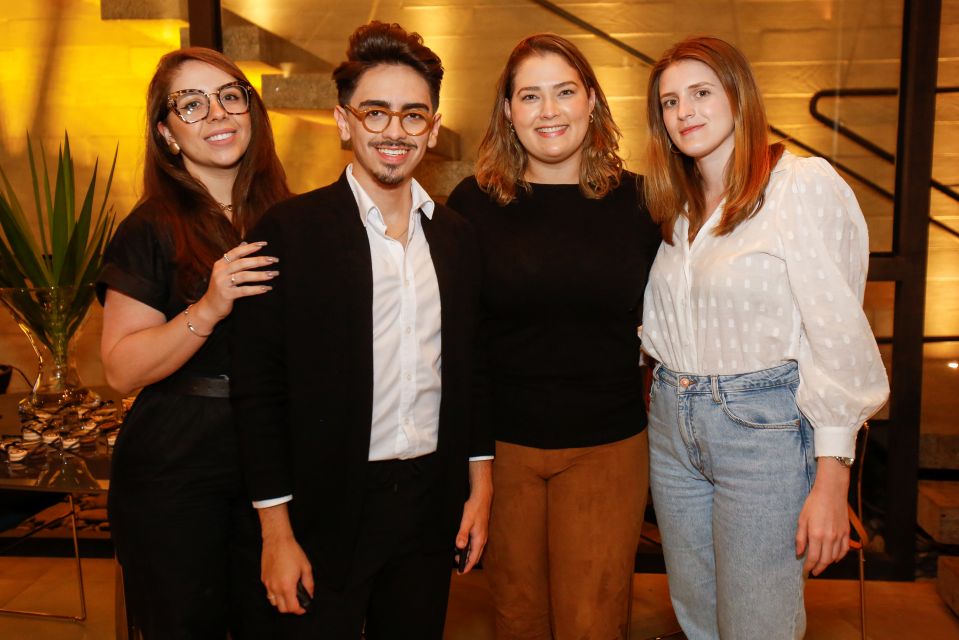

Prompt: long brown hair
xmin=475 ymin=33 xmax=623 ymax=205
xmin=142 ymin=47 xmax=291 ymax=296
xmin=644 ymin=36 xmax=783 ymax=244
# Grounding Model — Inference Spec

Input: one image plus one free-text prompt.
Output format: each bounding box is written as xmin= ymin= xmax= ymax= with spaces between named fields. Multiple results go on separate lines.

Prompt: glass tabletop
xmin=0 ymin=389 xmax=122 ymax=493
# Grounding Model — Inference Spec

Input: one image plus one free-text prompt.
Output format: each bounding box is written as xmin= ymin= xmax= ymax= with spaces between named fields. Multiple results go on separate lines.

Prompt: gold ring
xmin=230 ymin=274 xmax=236 ymax=286
xmin=223 ymin=253 xmax=232 ymax=263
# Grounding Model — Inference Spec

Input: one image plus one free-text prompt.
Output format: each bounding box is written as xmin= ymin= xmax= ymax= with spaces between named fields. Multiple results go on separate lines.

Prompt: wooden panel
xmin=938 ymin=556 xmax=959 ymax=618
xmin=918 ymin=481 xmax=959 ymax=543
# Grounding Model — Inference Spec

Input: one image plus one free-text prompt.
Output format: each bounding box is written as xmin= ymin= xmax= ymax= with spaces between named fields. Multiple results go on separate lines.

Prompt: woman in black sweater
xmin=447 ymin=34 xmax=661 ymax=639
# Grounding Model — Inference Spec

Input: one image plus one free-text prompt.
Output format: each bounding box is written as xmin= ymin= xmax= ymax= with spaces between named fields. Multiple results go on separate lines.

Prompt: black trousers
xmin=112 ymin=471 xmax=275 ymax=639
xmin=279 ymin=454 xmax=454 ymax=639
xmin=109 ymin=391 xmax=275 ymax=639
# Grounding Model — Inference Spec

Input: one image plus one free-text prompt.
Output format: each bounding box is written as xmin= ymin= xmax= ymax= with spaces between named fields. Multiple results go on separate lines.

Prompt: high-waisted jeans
xmin=648 ymin=361 xmax=815 ymax=640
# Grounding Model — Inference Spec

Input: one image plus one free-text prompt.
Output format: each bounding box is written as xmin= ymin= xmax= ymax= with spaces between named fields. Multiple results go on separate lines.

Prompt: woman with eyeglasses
xmin=97 ymin=48 xmax=291 ymax=638
xmin=447 ymin=34 xmax=660 ymax=638
xmin=642 ymin=36 xmax=889 ymax=638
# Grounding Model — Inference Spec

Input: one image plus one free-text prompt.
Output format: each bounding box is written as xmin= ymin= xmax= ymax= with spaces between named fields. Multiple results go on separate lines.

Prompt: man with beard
xmin=230 ymin=21 xmax=493 ymax=639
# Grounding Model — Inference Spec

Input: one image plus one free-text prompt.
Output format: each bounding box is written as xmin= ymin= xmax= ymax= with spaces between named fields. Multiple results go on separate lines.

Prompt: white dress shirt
xmin=642 ymin=152 xmax=889 ymax=459
xmin=348 ymin=164 xmax=443 ymax=462
xmin=253 ymin=165 xmax=488 ymax=509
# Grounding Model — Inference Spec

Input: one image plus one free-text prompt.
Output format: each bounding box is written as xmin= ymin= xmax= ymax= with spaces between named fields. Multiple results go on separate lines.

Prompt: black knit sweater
xmin=447 ymin=173 xmax=662 ymax=449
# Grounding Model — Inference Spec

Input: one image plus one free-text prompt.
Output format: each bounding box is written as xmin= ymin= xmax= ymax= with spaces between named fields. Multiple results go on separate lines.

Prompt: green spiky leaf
xmin=0 ymin=132 xmax=118 ymax=359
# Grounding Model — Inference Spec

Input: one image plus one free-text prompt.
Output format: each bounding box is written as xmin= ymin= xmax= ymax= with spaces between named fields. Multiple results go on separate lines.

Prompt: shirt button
xmin=405 ymin=372 xmax=412 ymax=381
xmin=404 ymin=279 xmax=411 ymax=287
xmin=405 ymin=326 xmax=412 ymax=335
xmin=679 ymin=377 xmax=691 ymax=388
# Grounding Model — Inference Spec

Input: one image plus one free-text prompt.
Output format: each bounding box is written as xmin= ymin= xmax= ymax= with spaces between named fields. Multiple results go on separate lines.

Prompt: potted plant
xmin=0 ymin=133 xmax=117 ymax=412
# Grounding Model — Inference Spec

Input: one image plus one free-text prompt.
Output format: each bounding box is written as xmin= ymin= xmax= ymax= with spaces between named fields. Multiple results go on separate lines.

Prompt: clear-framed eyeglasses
xmin=167 ymin=81 xmax=253 ymax=124
xmin=342 ymin=104 xmax=435 ymax=136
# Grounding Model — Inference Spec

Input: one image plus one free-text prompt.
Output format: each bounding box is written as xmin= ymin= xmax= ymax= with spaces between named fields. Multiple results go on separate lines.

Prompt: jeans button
xmin=679 ymin=377 xmax=691 ymax=388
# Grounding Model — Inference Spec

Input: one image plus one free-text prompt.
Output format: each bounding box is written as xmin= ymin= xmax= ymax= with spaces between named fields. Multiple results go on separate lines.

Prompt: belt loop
xmin=710 ymin=376 xmax=720 ymax=403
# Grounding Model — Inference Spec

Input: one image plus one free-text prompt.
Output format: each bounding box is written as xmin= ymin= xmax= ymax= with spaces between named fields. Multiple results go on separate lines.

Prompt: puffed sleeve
xmin=777 ymin=157 xmax=890 ymax=459
xmin=96 ymin=209 xmax=171 ymax=314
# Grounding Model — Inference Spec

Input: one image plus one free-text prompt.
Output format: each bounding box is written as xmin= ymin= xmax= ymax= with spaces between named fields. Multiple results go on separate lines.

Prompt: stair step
xmin=102 ymin=2 xmax=331 ymax=73
xmin=938 ymin=556 xmax=959 ymax=617
xmin=262 ymin=73 xmax=337 ymax=110
xmin=100 ymin=0 xmax=186 ymax=20
xmin=180 ymin=12 xmax=331 ymax=73
xmin=918 ymin=481 xmax=959 ymax=544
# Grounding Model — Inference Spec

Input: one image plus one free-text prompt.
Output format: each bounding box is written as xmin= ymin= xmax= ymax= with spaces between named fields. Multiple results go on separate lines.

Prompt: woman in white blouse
xmin=641 ymin=36 xmax=889 ymax=639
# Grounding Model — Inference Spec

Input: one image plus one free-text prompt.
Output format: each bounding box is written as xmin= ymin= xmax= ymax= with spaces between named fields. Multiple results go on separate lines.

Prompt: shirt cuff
xmin=252 ymin=495 xmax=292 ymax=509
xmin=468 ymin=455 xmax=494 ymax=462
xmin=812 ymin=426 xmax=858 ymax=460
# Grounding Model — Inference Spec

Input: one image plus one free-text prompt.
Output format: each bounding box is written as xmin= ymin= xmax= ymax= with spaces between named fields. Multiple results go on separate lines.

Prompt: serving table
xmin=0 ymin=389 xmax=119 ymax=622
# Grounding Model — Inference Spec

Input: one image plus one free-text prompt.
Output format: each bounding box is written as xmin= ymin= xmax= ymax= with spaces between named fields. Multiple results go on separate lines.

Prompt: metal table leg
xmin=0 ymin=493 xmax=87 ymax=622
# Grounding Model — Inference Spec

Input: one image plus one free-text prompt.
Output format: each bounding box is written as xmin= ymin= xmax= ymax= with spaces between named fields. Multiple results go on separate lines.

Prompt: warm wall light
xmin=948 ymin=362 xmax=959 ymax=369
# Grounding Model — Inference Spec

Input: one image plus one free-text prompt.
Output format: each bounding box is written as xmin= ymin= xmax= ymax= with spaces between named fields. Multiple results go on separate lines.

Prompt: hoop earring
xmin=668 ymin=139 xmax=682 ymax=155
xmin=168 ymin=139 xmax=181 ymax=156
xmin=589 ymin=112 xmax=594 ymax=123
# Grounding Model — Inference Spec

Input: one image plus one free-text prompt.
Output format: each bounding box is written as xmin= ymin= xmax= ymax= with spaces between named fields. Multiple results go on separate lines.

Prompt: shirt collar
xmin=345 ymin=164 xmax=435 ymax=227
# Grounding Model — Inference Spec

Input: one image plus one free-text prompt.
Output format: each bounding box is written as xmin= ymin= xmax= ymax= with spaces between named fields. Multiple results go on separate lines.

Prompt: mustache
xmin=368 ymin=139 xmax=417 ymax=150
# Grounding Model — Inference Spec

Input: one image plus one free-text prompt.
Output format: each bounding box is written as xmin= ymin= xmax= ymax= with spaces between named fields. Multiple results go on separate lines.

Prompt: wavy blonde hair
xmin=475 ymin=33 xmax=623 ymax=205
xmin=644 ymin=36 xmax=783 ymax=244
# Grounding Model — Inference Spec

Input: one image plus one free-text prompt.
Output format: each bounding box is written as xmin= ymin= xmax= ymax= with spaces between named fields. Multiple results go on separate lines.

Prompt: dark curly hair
xmin=332 ymin=21 xmax=444 ymax=109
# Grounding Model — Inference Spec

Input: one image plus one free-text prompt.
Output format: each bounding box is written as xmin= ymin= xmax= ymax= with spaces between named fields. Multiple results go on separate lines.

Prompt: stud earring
xmin=168 ymin=139 xmax=181 ymax=156
xmin=589 ymin=112 xmax=594 ymax=123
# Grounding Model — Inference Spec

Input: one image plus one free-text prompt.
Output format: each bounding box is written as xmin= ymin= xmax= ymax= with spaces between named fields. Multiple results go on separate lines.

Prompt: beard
xmin=368 ymin=139 xmax=416 ymax=186
xmin=373 ymin=165 xmax=405 ymax=186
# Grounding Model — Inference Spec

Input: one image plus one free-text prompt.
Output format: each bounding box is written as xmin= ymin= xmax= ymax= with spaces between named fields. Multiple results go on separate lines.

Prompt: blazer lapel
xmin=328 ymin=171 xmax=376 ymax=451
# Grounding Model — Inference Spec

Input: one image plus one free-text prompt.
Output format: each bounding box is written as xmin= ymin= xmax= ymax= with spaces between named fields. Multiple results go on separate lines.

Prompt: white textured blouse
xmin=642 ymin=152 xmax=889 ymax=459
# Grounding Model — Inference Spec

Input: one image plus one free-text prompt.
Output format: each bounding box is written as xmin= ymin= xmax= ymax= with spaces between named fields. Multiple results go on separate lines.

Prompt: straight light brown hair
xmin=143 ymin=47 xmax=291 ymax=297
xmin=644 ymin=36 xmax=784 ymax=244
xmin=475 ymin=33 xmax=623 ymax=205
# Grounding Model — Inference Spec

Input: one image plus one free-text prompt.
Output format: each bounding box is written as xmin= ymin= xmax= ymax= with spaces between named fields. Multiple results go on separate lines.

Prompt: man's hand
xmin=796 ymin=457 xmax=851 ymax=576
xmin=455 ymin=459 xmax=493 ymax=574
xmin=258 ymin=503 xmax=314 ymax=614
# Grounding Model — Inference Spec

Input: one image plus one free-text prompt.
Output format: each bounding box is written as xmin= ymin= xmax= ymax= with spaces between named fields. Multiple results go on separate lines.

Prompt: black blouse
xmin=96 ymin=204 xmax=229 ymax=377
xmin=447 ymin=173 xmax=662 ymax=449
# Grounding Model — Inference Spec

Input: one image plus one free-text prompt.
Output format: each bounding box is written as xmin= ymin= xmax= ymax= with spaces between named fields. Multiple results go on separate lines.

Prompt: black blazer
xmin=231 ymin=171 xmax=492 ymax=591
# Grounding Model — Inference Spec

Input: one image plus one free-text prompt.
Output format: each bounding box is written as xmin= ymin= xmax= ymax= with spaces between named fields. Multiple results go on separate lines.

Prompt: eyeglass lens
xmin=362 ymin=109 xmax=431 ymax=136
xmin=174 ymin=85 xmax=250 ymax=123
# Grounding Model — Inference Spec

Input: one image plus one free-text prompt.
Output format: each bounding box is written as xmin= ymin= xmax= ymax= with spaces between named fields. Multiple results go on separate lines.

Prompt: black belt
xmin=153 ymin=374 xmax=230 ymax=398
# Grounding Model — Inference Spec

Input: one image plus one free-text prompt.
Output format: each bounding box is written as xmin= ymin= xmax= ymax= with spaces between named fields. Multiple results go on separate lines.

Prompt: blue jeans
xmin=648 ymin=361 xmax=815 ymax=640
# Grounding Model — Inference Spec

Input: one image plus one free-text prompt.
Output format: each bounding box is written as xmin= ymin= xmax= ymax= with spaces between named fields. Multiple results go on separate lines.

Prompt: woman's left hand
xmin=795 ymin=457 xmax=851 ymax=576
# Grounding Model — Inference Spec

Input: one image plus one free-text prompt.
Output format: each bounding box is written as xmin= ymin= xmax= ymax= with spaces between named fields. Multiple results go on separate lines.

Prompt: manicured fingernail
xmin=267 ymin=257 xmax=279 ymax=263
xmin=254 ymin=241 xmax=268 ymax=246
xmin=262 ymin=286 xmax=273 ymax=291
xmin=267 ymin=271 xmax=279 ymax=277
xmin=240 ymin=241 xmax=248 ymax=245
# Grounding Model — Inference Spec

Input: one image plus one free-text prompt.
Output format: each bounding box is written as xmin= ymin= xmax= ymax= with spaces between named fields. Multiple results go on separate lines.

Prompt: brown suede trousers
xmin=484 ymin=430 xmax=649 ymax=640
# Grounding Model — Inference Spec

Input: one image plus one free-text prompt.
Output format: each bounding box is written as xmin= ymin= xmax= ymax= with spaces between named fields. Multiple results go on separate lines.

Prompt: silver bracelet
xmin=183 ymin=304 xmax=212 ymax=338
